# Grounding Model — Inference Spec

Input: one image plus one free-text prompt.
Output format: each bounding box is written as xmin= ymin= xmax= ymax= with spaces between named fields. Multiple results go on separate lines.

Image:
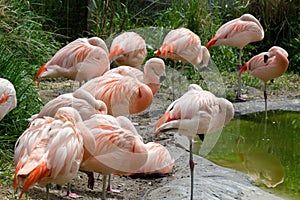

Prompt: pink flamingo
xmin=31 ymin=89 xmax=107 ymax=121
xmin=239 ymin=46 xmax=289 ymax=117
xmin=156 ymin=27 xmax=210 ymax=99
xmin=154 ymin=84 xmax=234 ymax=200
xmin=104 ymin=57 xmax=166 ymax=95
xmin=109 ymin=32 xmax=147 ymax=69
xmin=206 ymin=13 xmax=264 ymax=100
xmin=0 ymin=78 xmax=17 ymax=121
xmin=131 ymin=142 xmax=174 ymax=176
xmin=81 ymin=114 xmax=148 ymax=199
xmin=34 ymin=37 xmax=110 ymax=86
xmin=79 ymin=70 xmax=153 ymax=116
xmin=14 ymin=107 xmax=96 ymax=199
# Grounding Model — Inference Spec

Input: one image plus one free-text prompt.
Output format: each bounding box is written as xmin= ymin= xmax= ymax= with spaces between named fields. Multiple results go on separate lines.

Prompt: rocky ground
xmin=3 ymin=74 xmax=300 ymax=200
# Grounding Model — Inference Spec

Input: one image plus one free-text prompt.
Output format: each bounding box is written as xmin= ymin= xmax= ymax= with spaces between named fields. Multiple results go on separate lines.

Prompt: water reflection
xmin=193 ymin=110 xmax=300 ymax=199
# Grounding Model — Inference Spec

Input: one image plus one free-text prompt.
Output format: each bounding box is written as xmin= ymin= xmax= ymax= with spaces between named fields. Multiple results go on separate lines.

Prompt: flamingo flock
xmin=0 ymin=12 xmax=289 ymax=200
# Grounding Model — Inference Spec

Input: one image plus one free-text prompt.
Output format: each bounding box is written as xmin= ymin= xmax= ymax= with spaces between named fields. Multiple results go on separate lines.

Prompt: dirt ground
xmin=4 ymin=74 xmax=300 ymax=200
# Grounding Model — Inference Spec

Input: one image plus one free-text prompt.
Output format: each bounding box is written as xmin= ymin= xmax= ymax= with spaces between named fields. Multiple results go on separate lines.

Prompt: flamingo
xmin=0 ymin=78 xmax=17 ymax=121
xmin=31 ymin=89 xmax=107 ymax=121
xmin=13 ymin=107 xmax=96 ymax=199
xmin=131 ymin=142 xmax=174 ymax=176
xmin=81 ymin=114 xmax=148 ymax=199
xmin=78 ymin=71 xmax=153 ymax=116
xmin=206 ymin=13 xmax=264 ymax=101
xmin=34 ymin=37 xmax=110 ymax=86
xmin=239 ymin=46 xmax=289 ymax=118
xmin=109 ymin=32 xmax=147 ymax=69
xmin=104 ymin=57 xmax=166 ymax=95
xmin=155 ymin=27 xmax=210 ymax=100
xmin=154 ymin=84 xmax=234 ymax=200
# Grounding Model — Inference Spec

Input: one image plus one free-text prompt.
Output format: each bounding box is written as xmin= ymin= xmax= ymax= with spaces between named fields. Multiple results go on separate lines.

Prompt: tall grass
xmin=0 ymin=0 xmax=61 ymax=183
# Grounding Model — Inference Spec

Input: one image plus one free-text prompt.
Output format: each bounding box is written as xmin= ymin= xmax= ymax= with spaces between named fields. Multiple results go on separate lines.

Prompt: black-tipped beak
xmin=160 ymin=75 xmax=166 ymax=83
xmin=264 ymin=54 xmax=269 ymax=63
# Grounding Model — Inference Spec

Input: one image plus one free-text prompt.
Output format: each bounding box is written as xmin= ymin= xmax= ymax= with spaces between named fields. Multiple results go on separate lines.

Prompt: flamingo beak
xmin=154 ymin=111 xmax=171 ymax=138
xmin=34 ymin=64 xmax=47 ymax=87
xmin=264 ymin=53 xmax=270 ymax=63
xmin=160 ymin=75 xmax=166 ymax=83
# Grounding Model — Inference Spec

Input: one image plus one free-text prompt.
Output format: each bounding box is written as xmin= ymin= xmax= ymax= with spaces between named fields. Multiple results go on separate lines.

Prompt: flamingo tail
xmin=14 ymin=162 xmax=50 ymax=200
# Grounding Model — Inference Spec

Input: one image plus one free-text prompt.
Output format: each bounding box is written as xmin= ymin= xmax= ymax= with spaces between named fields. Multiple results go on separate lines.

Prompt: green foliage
xmin=0 ymin=0 xmax=61 ymax=179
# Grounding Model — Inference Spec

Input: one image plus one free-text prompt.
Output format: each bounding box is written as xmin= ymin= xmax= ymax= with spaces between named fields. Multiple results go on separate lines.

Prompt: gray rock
xmin=145 ymin=146 xmax=283 ymax=200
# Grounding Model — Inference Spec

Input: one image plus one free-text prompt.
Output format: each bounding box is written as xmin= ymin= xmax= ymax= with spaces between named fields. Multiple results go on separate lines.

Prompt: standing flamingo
xmin=34 ymin=37 xmax=110 ymax=86
xmin=239 ymin=46 xmax=289 ymax=117
xmin=155 ymin=27 xmax=210 ymax=100
xmin=0 ymin=78 xmax=17 ymax=121
xmin=206 ymin=13 xmax=264 ymax=100
xmin=81 ymin=114 xmax=148 ymax=199
xmin=31 ymin=89 xmax=107 ymax=121
xmin=14 ymin=107 xmax=96 ymax=199
xmin=104 ymin=57 xmax=166 ymax=95
xmin=154 ymin=84 xmax=234 ymax=200
xmin=109 ymin=32 xmax=147 ymax=69
xmin=79 ymin=71 xmax=153 ymax=116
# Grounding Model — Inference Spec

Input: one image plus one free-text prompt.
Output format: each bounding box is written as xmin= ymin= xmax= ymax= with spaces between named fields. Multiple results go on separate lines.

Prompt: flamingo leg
xmin=102 ymin=175 xmax=107 ymax=199
xmin=189 ymin=138 xmax=194 ymax=200
xmin=46 ymin=184 xmax=50 ymax=200
xmin=264 ymin=83 xmax=268 ymax=119
xmin=171 ymin=61 xmax=177 ymax=101
xmin=236 ymin=48 xmax=246 ymax=101
xmin=106 ymin=174 xmax=122 ymax=193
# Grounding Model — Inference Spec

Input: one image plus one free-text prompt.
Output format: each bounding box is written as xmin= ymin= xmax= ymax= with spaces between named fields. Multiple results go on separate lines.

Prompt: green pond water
xmin=194 ymin=110 xmax=300 ymax=200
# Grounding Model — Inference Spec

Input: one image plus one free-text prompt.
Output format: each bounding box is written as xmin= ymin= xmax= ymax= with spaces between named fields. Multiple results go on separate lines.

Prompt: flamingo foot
xmin=236 ymin=94 xmax=247 ymax=102
xmin=107 ymin=185 xmax=122 ymax=193
xmin=67 ymin=192 xmax=83 ymax=199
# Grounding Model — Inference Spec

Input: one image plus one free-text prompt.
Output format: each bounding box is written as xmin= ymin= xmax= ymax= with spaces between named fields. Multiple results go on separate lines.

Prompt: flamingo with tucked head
xmin=34 ymin=37 xmax=109 ymax=86
xmin=206 ymin=13 xmax=264 ymax=100
xmin=239 ymin=46 xmax=289 ymax=117
xmin=155 ymin=84 xmax=234 ymax=200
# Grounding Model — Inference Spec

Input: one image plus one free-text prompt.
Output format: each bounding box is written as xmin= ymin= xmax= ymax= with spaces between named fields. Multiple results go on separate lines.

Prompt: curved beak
xmin=264 ymin=53 xmax=270 ymax=63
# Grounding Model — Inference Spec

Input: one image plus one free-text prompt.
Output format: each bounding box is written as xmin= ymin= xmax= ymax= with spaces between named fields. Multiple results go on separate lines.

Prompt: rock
xmin=145 ymin=146 xmax=284 ymax=200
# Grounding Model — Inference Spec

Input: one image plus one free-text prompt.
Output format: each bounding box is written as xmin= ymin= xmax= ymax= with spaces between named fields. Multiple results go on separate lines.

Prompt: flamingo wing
xmin=81 ymin=114 xmax=147 ymax=175
xmin=14 ymin=108 xmax=85 ymax=199
xmin=35 ymin=37 xmax=109 ymax=82
xmin=109 ymin=32 xmax=147 ymax=68
xmin=80 ymin=73 xmax=153 ymax=116
xmin=133 ymin=142 xmax=174 ymax=175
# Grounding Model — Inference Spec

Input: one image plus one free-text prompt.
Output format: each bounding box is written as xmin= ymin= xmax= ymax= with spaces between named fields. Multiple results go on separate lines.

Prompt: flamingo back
xmin=155 ymin=84 xmax=234 ymax=138
xmin=0 ymin=78 xmax=17 ymax=121
xmin=80 ymin=73 xmax=153 ymax=116
xmin=13 ymin=108 xmax=88 ymax=199
xmin=81 ymin=114 xmax=147 ymax=175
xmin=109 ymin=32 xmax=147 ymax=68
xmin=133 ymin=142 xmax=174 ymax=175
